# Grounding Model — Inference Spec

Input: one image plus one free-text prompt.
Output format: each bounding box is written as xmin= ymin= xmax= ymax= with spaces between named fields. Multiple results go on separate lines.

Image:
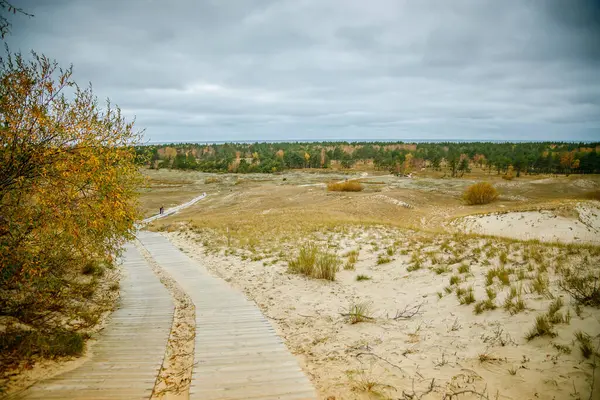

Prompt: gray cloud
xmin=7 ymin=0 xmax=600 ymax=141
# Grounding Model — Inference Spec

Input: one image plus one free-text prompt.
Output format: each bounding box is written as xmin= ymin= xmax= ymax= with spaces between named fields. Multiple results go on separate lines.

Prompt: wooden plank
xmin=12 ymin=244 xmax=174 ymax=400
xmin=138 ymin=231 xmax=316 ymax=400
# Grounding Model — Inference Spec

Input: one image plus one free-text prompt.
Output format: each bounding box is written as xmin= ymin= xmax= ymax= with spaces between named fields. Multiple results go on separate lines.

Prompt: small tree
xmin=0 ymin=51 xmax=142 ymax=329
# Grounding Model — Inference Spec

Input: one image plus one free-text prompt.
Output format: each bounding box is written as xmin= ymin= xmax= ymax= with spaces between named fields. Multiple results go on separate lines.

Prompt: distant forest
xmin=137 ymin=141 xmax=600 ymax=176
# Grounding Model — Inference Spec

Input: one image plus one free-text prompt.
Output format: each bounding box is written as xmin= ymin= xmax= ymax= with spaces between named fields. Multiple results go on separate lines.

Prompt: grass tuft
xmin=474 ymin=299 xmax=497 ymax=314
xmin=288 ymin=243 xmax=340 ymax=280
xmin=458 ymin=264 xmax=470 ymax=274
xmin=458 ymin=287 xmax=476 ymax=305
xmin=377 ymin=254 xmax=393 ymax=265
xmin=525 ymin=315 xmax=556 ymax=341
xmin=346 ymin=301 xmax=373 ymax=324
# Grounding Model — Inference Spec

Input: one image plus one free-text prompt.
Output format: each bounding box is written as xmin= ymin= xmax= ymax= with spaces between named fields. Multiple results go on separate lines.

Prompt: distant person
xmin=159 ymin=206 xmax=164 ymax=215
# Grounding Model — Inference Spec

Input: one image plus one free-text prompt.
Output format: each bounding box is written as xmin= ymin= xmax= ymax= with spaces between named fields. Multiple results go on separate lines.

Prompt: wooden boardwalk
xmin=137 ymin=231 xmax=316 ymax=400
xmin=14 ymin=244 xmax=175 ymax=400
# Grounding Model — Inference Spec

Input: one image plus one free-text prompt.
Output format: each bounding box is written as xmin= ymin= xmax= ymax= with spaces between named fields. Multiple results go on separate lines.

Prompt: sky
xmin=6 ymin=0 xmax=600 ymax=142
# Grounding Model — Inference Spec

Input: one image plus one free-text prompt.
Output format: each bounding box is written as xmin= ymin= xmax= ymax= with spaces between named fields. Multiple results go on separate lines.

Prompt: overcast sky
xmin=7 ymin=0 xmax=600 ymax=142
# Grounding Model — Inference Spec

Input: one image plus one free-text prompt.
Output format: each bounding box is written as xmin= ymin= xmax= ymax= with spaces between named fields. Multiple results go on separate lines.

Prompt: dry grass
xmin=287 ymin=243 xmax=340 ymax=281
xmin=345 ymin=301 xmax=373 ymax=324
xmin=525 ymin=315 xmax=556 ymax=340
xmin=574 ymin=331 xmax=596 ymax=359
xmin=463 ymin=182 xmax=499 ymax=205
xmin=327 ymin=180 xmax=363 ymax=192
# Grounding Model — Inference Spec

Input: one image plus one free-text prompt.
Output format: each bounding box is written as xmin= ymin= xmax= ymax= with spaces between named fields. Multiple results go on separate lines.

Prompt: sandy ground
xmin=456 ymin=203 xmax=600 ymax=244
xmin=166 ymin=226 xmax=600 ymax=400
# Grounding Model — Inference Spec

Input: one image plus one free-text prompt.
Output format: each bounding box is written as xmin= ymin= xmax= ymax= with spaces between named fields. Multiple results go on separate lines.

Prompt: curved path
xmin=138 ymin=231 xmax=316 ymax=400
xmin=140 ymin=193 xmax=207 ymax=225
xmin=14 ymin=244 xmax=174 ymax=399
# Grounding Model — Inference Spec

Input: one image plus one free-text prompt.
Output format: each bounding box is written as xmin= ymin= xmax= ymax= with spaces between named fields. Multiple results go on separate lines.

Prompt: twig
xmin=443 ymin=385 xmax=493 ymax=400
xmin=356 ymin=352 xmax=404 ymax=373
xmin=401 ymin=377 xmax=436 ymax=399
xmin=339 ymin=313 xmax=375 ymax=320
xmin=391 ymin=302 xmax=424 ymax=320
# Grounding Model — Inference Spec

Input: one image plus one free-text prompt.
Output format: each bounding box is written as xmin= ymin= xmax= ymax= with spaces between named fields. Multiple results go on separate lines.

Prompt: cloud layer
xmin=8 ymin=0 xmax=600 ymax=142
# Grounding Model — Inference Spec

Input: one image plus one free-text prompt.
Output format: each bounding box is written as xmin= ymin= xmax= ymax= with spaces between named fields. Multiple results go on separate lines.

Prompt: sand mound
xmin=457 ymin=203 xmax=600 ymax=244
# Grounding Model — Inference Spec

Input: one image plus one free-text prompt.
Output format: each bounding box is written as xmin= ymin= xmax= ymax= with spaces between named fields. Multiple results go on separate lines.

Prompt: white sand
xmin=458 ymin=203 xmax=600 ymax=244
xmin=166 ymin=228 xmax=600 ymax=400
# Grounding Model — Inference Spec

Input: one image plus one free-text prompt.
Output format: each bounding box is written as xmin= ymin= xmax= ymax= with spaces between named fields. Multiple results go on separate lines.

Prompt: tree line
xmin=137 ymin=141 xmax=600 ymax=176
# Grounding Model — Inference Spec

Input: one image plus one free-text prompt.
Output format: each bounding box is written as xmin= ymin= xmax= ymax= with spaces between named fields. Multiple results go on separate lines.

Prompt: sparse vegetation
xmin=486 ymin=267 xmax=511 ymax=286
xmin=463 ymin=182 xmax=499 ymax=205
xmin=433 ymin=265 xmax=451 ymax=275
xmin=344 ymin=249 xmax=359 ymax=270
xmin=356 ymin=274 xmax=371 ymax=281
xmin=530 ymin=272 xmax=549 ymax=296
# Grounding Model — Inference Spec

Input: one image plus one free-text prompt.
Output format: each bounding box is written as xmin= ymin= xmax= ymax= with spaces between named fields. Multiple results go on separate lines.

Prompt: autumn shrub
xmin=502 ymin=165 xmax=515 ymax=180
xmin=582 ymin=190 xmax=600 ymax=201
xmin=0 ymin=52 xmax=140 ymax=372
xmin=327 ymin=180 xmax=363 ymax=192
xmin=204 ymin=177 xmax=221 ymax=184
xmin=463 ymin=182 xmax=499 ymax=205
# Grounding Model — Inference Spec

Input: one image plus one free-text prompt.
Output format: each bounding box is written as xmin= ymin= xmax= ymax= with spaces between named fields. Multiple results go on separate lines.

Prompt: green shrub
xmin=356 ymin=274 xmax=371 ymax=281
xmin=0 ymin=330 xmax=85 ymax=359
